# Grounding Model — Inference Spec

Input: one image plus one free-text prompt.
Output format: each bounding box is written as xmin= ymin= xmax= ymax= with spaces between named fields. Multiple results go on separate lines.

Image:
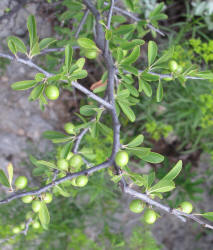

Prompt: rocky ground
xmin=0 ymin=1 xmax=213 ymax=250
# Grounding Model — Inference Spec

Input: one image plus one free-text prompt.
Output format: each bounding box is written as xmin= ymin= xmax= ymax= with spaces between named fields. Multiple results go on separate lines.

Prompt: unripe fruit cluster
xmin=57 ymin=154 xmax=83 ymax=172
xmin=129 ymin=199 xmax=158 ymax=224
xmin=71 ymin=175 xmax=88 ymax=187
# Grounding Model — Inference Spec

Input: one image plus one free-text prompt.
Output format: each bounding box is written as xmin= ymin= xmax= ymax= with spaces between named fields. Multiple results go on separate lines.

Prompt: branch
xmin=0 ymin=52 xmax=112 ymax=109
xmin=74 ymin=9 xmax=90 ymax=39
xmin=105 ymin=0 xmax=115 ymax=56
xmin=105 ymin=3 xmax=165 ymax=36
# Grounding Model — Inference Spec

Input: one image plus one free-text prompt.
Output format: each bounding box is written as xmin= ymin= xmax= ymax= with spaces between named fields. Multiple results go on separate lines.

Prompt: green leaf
xmin=148 ymin=41 xmax=158 ymax=66
xmin=35 ymin=73 xmax=45 ymax=82
xmin=39 ymin=38 xmax=57 ymax=50
xmin=60 ymin=142 xmax=73 ymax=159
xmin=28 ymin=84 xmax=44 ymax=101
xmin=75 ymin=58 xmax=85 ymax=70
xmin=29 ymin=155 xmax=45 ymax=168
xmin=141 ymin=72 xmax=160 ymax=81
xmin=141 ymin=79 xmax=152 ymax=97
xmin=123 ymin=82 xmax=139 ymax=97
xmin=161 ymin=160 xmax=182 ymax=182
xmin=36 ymin=160 xmax=58 ymax=170
xmin=42 ymin=131 xmax=68 ymax=140
xmin=121 ymin=46 xmax=140 ymax=65
xmin=65 ymin=44 xmax=73 ymax=73
xmin=200 ymin=212 xmax=213 ymax=222
xmin=114 ymin=24 xmax=135 ymax=35
xmin=111 ymin=175 xmax=122 ymax=183
xmin=0 ymin=170 xmax=10 ymax=187
xmin=143 ymin=172 xmax=155 ymax=190
xmin=118 ymin=101 xmax=135 ymax=122
xmin=70 ymin=69 xmax=87 ymax=80
xmin=8 ymin=40 xmax=17 ymax=55
xmin=30 ymin=41 xmax=40 ymax=57
xmin=152 ymin=47 xmax=173 ymax=67
xmin=27 ymin=15 xmax=37 ymax=49
xmin=149 ymin=180 xmax=175 ymax=193
xmin=11 ymin=80 xmax=37 ymax=90
xmin=141 ymin=152 xmax=164 ymax=163
xmin=8 ymin=36 xmax=27 ymax=54
xmin=156 ymin=81 xmax=163 ymax=102
xmin=80 ymin=105 xmax=97 ymax=116
xmin=149 ymin=3 xmax=164 ymax=18
xmin=127 ymin=135 xmax=144 ymax=147
xmin=119 ymin=39 xmax=145 ymax=50
xmin=116 ymin=89 xmax=130 ymax=99
xmin=7 ymin=163 xmax=13 ymax=189
xmin=39 ymin=201 xmax=50 ymax=228
xmin=126 ymin=147 xmax=151 ymax=159
xmin=121 ymin=65 xmax=138 ymax=76
xmin=77 ymin=38 xmax=97 ymax=50
xmin=55 ymin=185 xmax=71 ymax=197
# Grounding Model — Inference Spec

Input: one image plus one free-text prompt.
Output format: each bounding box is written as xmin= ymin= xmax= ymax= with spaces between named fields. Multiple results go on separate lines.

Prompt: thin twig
xmin=74 ymin=9 xmax=89 ymax=39
xmin=105 ymin=0 xmax=114 ymax=56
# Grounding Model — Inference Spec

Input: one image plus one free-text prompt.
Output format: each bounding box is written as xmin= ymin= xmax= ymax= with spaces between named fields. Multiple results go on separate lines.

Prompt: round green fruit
xmin=22 ymin=195 xmax=33 ymax=204
xmin=43 ymin=192 xmax=53 ymax=204
xmin=168 ymin=60 xmax=178 ymax=72
xmin=64 ymin=122 xmax=75 ymax=135
xmin=144 ymin=209 xmax=157 ymax=224
xmin=176 ymin=65 xmax=183 ymax=74
xmin=129 ymin=199 xmax=145 ymax=213
xmin=20 ymin=223 xmax=25 ymax=230
xmin=75 ymin=175 xmax=88 ymax=187
xmin=69 ymin=155 xmax=83 ymax=170
xmin=179 ymin=201 xmax=193 ymax=214
xmin=12 ymin=226 xmax=21 ymax=234
xmin=32 ymin=221 xmax=40 ymax=229
xmin=70 ymin=178 xmax=77 ymax=186
xmin=45 ymin=85 xmax=59 ymax=100
xmin=85 ymin=50 xmax=97 ymax=59
xmin=32 ymin=200 xmax=42 ymax=213
xmin=115 ymin=151 xmax=129 ymax=168
xmin=15 ymin=176 xmax=28 ymax=190
xmin=57 ymin=159 xmax=69 ymax=171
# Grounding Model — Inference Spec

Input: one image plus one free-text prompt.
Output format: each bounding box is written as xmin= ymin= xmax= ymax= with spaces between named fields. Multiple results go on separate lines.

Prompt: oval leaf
xmin=11 ymin=80 xmax=37 ymax=91
xmin=148 ymin=41 xmax=158 ymax=66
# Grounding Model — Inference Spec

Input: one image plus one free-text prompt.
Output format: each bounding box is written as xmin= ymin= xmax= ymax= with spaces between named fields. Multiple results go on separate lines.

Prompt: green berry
xmin=12 ymin=226 xmax=21 ymax=234
xmin=115 ymin=151 xmax=129 ymax=168
xmin=144 ymin=209 xmax=157 ymax=224
xmin=57 ymin=159 xmax=69 ymax=171
xmin=64 ymin=122 xmax=75 ymax=134
xmin=129 ymin=199 xmax=145 ymax=213
xmin=15 ymin=176 xmax=28 ymax=190
xmin=75 ymin=175 xmax=88 ymax=187
xmin=22 ymin=195 xmax=33 ymax=204
xmin=168 ymin=60 xmax=178 ymax=72
xmin=179 ymin=201 xmax=193 ymax=214
xmin=32 ymin=200 xmax=42 ymax=213
xmin=69 ymin=155 xmax=83 ymax=170
xmin=85 ymin=50 xmax=97 ymax=59
xmin=43 ymin=192 xmax=53 ymax=204
xmin=70 ymin=178 xmax=77 ymax=186
xmin=20 ymin=223 xmax=25 ymax=230
xmin=45 ymin=85 xmax=59 ymax=100
xmin=32 ymin=221 xmax=40 ymax=229
xmin=176 ymin=65 xmax=183 ymax=74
